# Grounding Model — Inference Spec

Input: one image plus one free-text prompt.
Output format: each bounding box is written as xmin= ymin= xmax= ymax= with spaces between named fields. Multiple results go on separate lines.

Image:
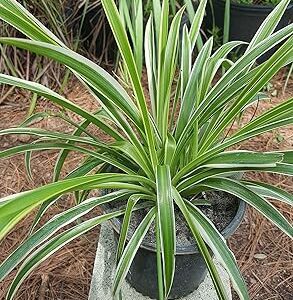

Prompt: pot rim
xmin=108 ymin=197 xmax=247 ymax=255
xmin=213 ymin=0 xmax=293 ymax=12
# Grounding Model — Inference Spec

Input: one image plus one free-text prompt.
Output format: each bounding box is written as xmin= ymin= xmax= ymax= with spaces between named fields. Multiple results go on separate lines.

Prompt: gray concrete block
xmin=89 ymin=222 xmax=232 ymax=300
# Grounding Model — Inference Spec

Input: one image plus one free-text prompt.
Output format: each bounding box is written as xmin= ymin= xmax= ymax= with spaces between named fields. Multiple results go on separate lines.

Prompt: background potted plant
xmin=0 ymin=0 xmax=115 ymax=102
xmin=0 ymin=0 xmax=292 ymax=299
xmin=206 ymin=0 xmax=292 ymax=58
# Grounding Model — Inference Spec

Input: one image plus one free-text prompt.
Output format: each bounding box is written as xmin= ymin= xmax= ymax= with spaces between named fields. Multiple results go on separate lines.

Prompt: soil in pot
xmin=115 ymin=191 xmax=237 ymax=248
xmin=106 ymin=190 xmax=245 ymax=299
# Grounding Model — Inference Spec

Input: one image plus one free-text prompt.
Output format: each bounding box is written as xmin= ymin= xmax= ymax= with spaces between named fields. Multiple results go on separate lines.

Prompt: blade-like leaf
xmin=247 ymin=0 xmax=291 ymax=51
xmin=30 ymin=158 xmax=104 ymax=234
xmin=199 ymin=37 xmax=293 ymax=152
xmin=0 ymin=191 xmax=132 ymax=280
xmin=173 ymin=188 xmax=229 ymax=300
xmin=199 ymin=177 xmax=293 ymax=238
xmin=203 ymin=151 xmax=283 ymax=168
xmin=0 ymin=174 xmax=155 ymax=240
xmin=116 ymin=193 xmax=155 ymax=262
xmin=156 ymin=165 xmax=176 ymax=297
xmin=101 ymin=0 xmax=158 ymax=168
xmin=174 ymin=151 xmax=283 ymax=184
xmin=244 ymin=181 xmax=293 ymax=206
xmin=0 ymin=142 xmax=136 ymax=176
xmin=5 ymin=210 xmax=126 ymax=300
xmin=176 ymin=38 xmax=213 ymax=139
xmin=157 ymin=7 xmax=184 ymax=140
xmin=0 ymin=74 xmax=123 ymax=141
xmin=145 ymin=15 xmax=157 ymax=116
xmin=188 ymin=0 xmax=208 ymax=51
xmin=113 ymin=207 xmax=156 ymax=295
xmin=0 ymin=41 xmax=149 ymax=156
xmin=185 ymin=201 xmax=249 ymax=300
xmin=175 ymin=24 xmax=293 ymax=154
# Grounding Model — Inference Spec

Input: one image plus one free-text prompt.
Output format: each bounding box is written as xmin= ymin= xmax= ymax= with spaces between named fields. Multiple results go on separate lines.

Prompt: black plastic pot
xmin=206 ymin=0 xmax=293 ymax=42
xmin=108 ymin=198 xmax=246 ymax=299
xmin=205 ymin=0 xmax=293 ymax=61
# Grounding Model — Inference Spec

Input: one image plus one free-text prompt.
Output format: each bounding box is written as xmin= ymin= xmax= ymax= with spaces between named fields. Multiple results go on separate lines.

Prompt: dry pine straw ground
xmin=0 ymin=70 xmax=292 ymax=300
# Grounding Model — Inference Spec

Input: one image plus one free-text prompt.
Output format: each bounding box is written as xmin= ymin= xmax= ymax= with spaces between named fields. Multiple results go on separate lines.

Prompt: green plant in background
xmin=208 ymin=0 xmax=231 ymax=55
xmin=0 ymin=0 xmax=110 ymax=93
xmin=0 ymin=0 xmax=292 ymax=299
xmin=208 ymin=26 xmax=223 ymax=50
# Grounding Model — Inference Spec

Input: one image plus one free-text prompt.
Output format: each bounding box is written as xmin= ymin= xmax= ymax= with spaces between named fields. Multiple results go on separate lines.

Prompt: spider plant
xmin=0 ymin=0 xmax=292 ymax=299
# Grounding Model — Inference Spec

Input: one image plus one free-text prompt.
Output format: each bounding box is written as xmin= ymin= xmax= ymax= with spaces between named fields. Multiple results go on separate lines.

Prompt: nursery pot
xmin=106 ymin=197 xmax=246 ymax=299
xmin=205 ymin=0 xmax=293 ymax=61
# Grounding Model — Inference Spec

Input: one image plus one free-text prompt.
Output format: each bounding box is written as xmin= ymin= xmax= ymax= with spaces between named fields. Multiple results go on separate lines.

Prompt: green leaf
xmin=116 ymin=194 xmax=142 ymax=262
xmin=273 ymin=151 xmax=293 ymax=164
xmin=156 ymin=165 xmax=176 ymax=297
xmin=164 ymin=134 xmax=176 ymax=167
xmin=53 ymin=114 xmax=99 ymax=182
xmin=0 ymin=41 xmax=141 ymax=130
xmin=174 ymin=151 xmax=283 ymax=185
xmin=0 ymin=127 xmax=110 ymax=149
xmin=175 ymin=99 xmax=293 ymax=181
xmin=199 ymin=37 xmax=293 ymax=153
xmin=247 ymin=0 xmax=292 ymax=51
xmin=112 ymin=141 xmax=154 ymax=180
xmin=152 ymin=0 xmax=162 ymax=45
xmin=0 ymin=173 xmax=155 ymax=240
xmin=176 ymin=37 xmax=213 ymax=139
xmin=101 ymin=0 xmax=158 ymax=168
xmin=223 ymin=100 xmax=293 ymax=150
xmin=244 ymin=181 xmax=293 ymax=206
xmin=188 ymin=0 xmax=208 ymax=51
xmin=24 ymin=148 xmax=33 ymax=181
xmin=0 ymin=142 xmax=136 ymax=176
xmin=5 ymin=209 xmax=126 ymax=300
xmin=155 ymin=214 xmax=165 ymax=299
xmin=200 ymin=177 xmax=293 ymax=238
xmin=177 ymin=162 xmax=293 ymax=194
xmin=157 ymin=7 xmax=184 ymax=141
xmin=176 ymin=24 xmax=293 ymax=154
xmin=0 ymin=1 xmax=151 ymax=160
xmin=0 ymin=191 xmax=132 ymax=281
xmin=223 ymin=0 xmax=230 ymax=45
xmin=0 ymin=43 xmax=148 ymax=155
xmin=145 ymin=15 xmax=157 ymax=116
xmin=173 ymin=188 xmax=229 ymax=300
xmin=200 ymin=41 xmax=245 ymax=100
xmin=203 ymin=151 xmax=283 ymax=168
xmin=185 ymin=201 xmax=249 ymax=300
xmin=113 ymin=207 xmax=156 ymax=296
xmin=30 ymin=158 xmax=104 ymax=234
xmin=180 ymin=25 xmax=191 ymax=99
xmin=0 ymin=74 xmax=123 ymax=141
xmin=0 ymin=0 xmax=62 ymax=45
xmin=20 ymin=111 xmax=51 ymax=127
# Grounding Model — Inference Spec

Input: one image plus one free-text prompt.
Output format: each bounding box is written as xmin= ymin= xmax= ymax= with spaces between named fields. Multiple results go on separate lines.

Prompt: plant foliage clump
xmin=0 ymin=0 xmax=292 ymax=299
